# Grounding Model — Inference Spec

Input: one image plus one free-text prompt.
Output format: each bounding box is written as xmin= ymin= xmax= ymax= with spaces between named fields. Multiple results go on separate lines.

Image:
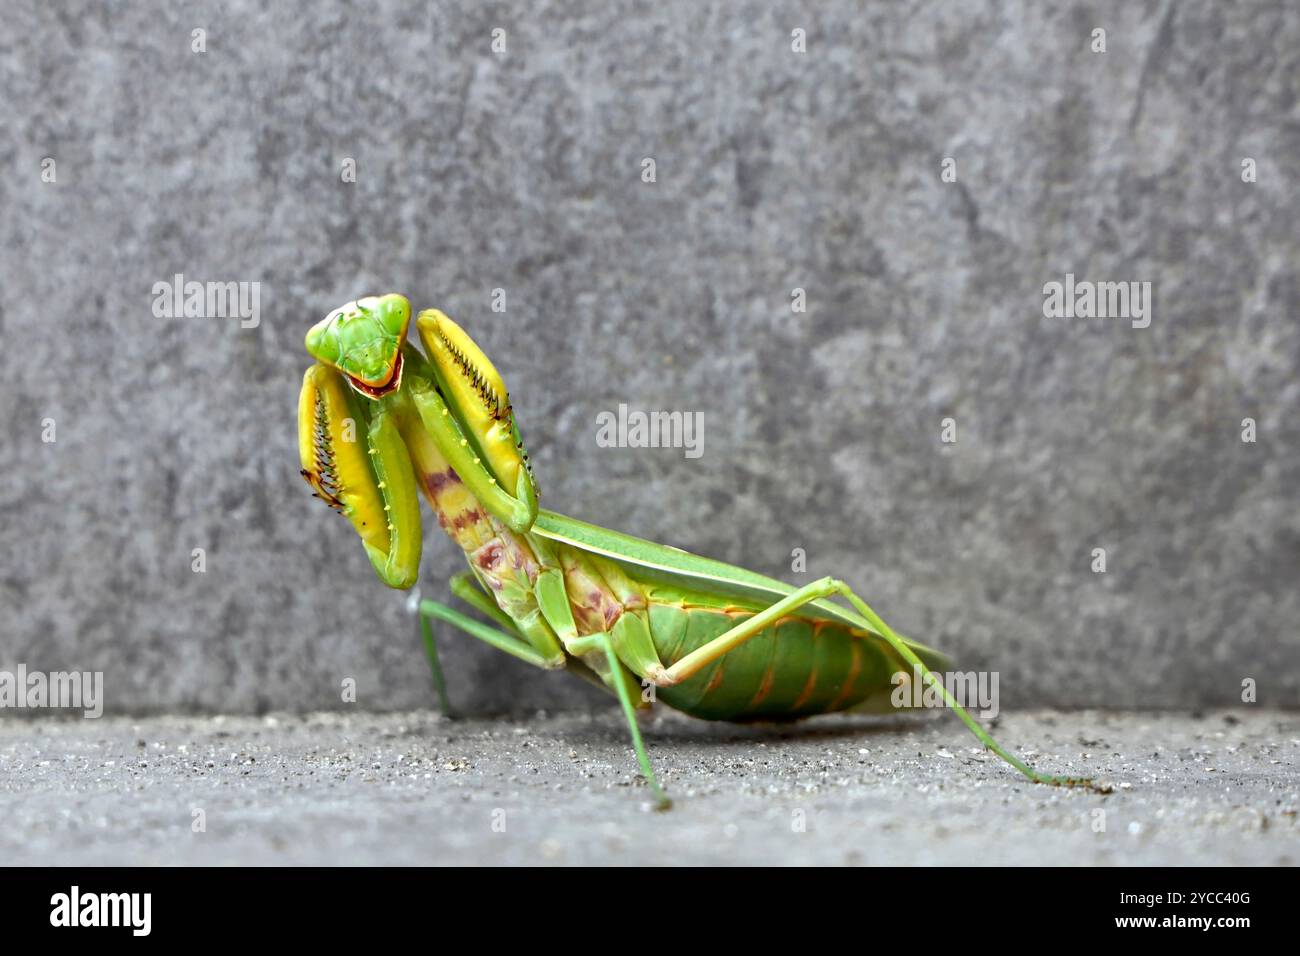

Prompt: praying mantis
xmin=298 ymin=294 xmax=1097 ymax=808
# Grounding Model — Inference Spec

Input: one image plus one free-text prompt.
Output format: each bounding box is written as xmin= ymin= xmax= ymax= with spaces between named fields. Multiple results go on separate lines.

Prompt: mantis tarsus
xmin=298 ymin=294 xmax=1098 ymax=808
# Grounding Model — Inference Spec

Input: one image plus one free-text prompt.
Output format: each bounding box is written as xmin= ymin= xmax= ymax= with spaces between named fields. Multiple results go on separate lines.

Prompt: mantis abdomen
xmin=645 ymin=602 xmax=905 ymax=720
xmin=537 ymin=543 xmax=949 ymax=723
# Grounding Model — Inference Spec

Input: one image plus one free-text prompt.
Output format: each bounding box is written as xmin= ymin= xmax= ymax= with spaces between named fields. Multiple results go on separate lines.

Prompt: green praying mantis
xmin=298 ymin=294 xmax=1097 ymax=808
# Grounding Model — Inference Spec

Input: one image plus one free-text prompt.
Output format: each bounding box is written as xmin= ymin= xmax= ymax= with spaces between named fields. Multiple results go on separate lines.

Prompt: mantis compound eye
xmin=305 ymin=293 xmax=411 ymax=397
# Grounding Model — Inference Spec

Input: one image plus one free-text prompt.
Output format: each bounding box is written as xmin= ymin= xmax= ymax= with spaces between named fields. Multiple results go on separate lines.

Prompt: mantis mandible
xmin=298 ymin=294 xmax=1096 ymax=808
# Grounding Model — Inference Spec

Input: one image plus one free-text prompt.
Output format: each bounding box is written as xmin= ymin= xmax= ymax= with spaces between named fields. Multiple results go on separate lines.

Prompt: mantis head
xmin=304 ymin=294 xmax=411 ymax=398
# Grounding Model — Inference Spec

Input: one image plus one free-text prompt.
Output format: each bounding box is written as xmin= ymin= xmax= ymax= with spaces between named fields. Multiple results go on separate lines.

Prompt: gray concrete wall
xmin=1 ymin=0 xmax=1297 ymax=716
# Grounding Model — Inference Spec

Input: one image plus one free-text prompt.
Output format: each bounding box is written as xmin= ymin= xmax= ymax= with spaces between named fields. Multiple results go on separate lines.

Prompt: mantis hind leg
xmin=658 ymin=576 xmax=1102 ymax=792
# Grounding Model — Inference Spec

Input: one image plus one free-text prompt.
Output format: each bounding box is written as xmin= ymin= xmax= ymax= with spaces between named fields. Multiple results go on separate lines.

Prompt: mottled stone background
xmin=1 ymin=0 xmax=1296 ymax=716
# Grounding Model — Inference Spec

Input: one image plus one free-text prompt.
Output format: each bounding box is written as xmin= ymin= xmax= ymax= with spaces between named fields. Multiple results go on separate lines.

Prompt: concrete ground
xmin=0 ymin=708 xmax=1295 ymax=866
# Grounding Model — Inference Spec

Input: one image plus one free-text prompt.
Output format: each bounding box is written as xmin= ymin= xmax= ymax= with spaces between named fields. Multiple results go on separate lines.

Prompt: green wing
xmin=531 ymin=509 xmax=951 ymax=667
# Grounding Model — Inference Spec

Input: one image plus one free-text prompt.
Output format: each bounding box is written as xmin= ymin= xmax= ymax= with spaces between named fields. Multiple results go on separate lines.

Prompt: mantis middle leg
xmin=420 ymin=584 xmax=672 ymax=808
xmin=419 ymin=571 xmax=567 ymax=712
xmin=419 ymin=598 xmax=555 ymax=714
